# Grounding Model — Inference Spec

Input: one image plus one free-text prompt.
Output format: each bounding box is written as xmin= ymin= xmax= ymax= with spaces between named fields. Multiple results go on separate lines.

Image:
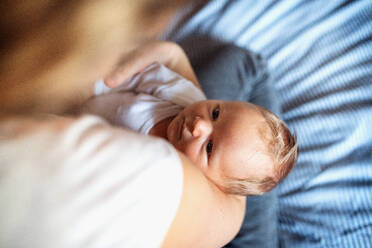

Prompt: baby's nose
xmin=192 ymin=117 xmax=212 ymax=138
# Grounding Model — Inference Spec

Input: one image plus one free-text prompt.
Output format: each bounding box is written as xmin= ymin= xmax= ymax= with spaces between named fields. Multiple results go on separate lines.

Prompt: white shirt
xmin=82 ymin=62 xmax=206 ymax=134
xmin=0 ymin=115 xmax=183 ymax=248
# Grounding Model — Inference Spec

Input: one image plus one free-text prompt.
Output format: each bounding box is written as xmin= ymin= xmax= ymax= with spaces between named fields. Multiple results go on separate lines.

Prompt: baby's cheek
xmin=182 ymin=145 xmax=195 ymax=161
xmin=172 ymin=139 xmax=205 ymax=172
xmin=183 ymin=145 xmax=207 ymax=172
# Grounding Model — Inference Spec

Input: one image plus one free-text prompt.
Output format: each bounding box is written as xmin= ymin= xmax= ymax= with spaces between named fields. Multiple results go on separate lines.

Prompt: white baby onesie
xmin=82 ymin=62 xmax=206 ymax=134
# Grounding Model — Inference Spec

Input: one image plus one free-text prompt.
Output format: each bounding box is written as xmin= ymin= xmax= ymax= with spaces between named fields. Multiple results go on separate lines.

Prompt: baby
xmin=83 ymin=58 xmax=298 ymax=197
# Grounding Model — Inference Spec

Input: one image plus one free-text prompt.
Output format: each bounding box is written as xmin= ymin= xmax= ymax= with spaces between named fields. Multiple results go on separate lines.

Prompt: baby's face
xmin=167 ymin=100 xmax=273 ymax=187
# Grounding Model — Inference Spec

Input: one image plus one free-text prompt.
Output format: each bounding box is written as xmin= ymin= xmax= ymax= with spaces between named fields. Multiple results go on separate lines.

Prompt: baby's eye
xmin=206 ymin=140 xmax=213 ymax=156
xmin=212 ymin=107 xmax=220 ymax=121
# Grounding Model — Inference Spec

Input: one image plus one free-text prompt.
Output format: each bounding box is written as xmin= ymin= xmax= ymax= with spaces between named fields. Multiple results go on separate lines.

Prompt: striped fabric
xmin=166 ymin=0 xmax=372 ymax=247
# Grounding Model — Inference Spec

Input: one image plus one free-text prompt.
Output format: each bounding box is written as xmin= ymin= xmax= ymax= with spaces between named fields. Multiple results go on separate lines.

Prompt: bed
xmin=164 ymin=0 xmax=372 ymax=247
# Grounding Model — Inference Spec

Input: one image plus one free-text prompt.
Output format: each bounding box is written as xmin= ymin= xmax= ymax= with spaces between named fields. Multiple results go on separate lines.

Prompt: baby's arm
xmin=105 ymin=41 xmax=201 ymax=90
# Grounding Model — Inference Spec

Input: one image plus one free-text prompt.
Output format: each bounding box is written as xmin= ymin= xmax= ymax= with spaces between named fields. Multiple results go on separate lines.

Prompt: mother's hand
xmin=104 ymin=41 xmax=200 ymax=89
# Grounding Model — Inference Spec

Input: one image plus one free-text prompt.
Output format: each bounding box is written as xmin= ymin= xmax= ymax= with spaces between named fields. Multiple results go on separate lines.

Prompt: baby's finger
xmin=104 ymin=70 xmax=127 ymax=88
xmin=104 ymin=55 xmax=151 ymax=88
xmin=104 ymin=63 xmax=138 ymax=88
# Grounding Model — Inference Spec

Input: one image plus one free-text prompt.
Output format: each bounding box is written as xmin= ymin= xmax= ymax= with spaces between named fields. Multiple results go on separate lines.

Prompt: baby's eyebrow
xmin=219 ymin=103 xmax=225 ymax=118
xmin=210 ymin=104 xmax=228 ymax=165
xmin=202 ymin=140 xmax=209 ymax=166
xmin=208 ymin=138 xmax=218 ymax=166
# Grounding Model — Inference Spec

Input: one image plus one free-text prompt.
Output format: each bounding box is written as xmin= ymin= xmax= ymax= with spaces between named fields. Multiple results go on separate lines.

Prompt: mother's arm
xmin=104 ymin=41 xmax=201 ymax=89
xmin=163 ymin=152 xmax=246 ymax=248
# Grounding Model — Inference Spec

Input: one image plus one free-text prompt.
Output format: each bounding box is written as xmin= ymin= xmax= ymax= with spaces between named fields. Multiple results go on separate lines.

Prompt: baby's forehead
xmin=218 ymin=147 xmax=274 ymax=183
xmin=225 ymin=101 xmax=257 ymax=112
xmin=218 ymin=138 xmax=270 ymax=172
xmin=225 ymin=102 xmax=265 ymax=124
xmin=218 ymin=103 xmax=263 ymax=140
xmin=215 ymin=105 xmax=273 ymax=181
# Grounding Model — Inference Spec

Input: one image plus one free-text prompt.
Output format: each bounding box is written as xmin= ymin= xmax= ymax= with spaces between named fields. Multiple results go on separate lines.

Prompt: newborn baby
xmin=83 ymin=62 xmax=298 ymax=196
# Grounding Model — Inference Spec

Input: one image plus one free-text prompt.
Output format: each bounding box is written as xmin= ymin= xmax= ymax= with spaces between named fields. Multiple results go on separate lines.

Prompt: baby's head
xmin=167 ymin=100 xmax=298 ymax=196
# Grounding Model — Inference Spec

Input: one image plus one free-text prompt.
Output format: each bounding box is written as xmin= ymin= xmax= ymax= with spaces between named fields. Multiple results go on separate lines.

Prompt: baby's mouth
xmin=177 ymin=117 xmax=184 ymax=141
xmin=181 ymin=120 xmax=193 ymax=141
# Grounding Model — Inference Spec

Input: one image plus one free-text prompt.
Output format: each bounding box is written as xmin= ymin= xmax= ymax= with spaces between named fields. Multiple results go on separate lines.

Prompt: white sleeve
xmin=84 ymin=63 xmax=207 ymax=134
xmin=0 ymin=115 xmax=183 ymax=248
xmin=94 ymin=62 xmax=206 ymax=107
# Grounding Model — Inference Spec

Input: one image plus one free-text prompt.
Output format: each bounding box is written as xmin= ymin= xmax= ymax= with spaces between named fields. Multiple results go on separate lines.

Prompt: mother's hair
xmin=0 ymin=0 xmax=189 ymax=114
